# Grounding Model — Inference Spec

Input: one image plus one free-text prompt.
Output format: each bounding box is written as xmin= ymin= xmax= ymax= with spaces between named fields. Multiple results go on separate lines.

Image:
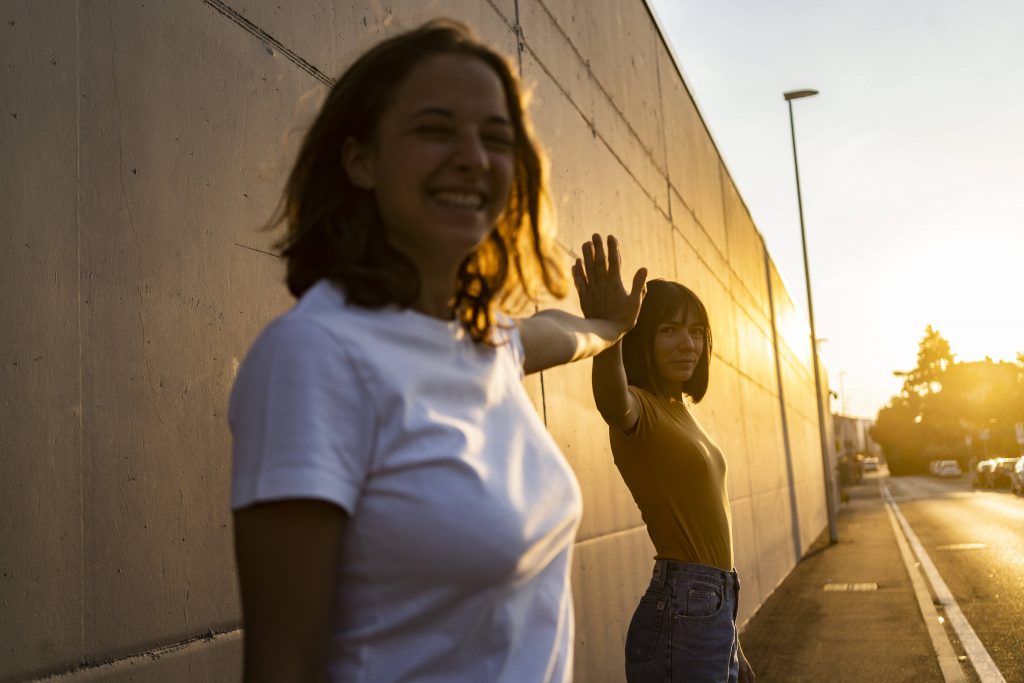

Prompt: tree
xmin=872 ymin=396 xmax=924 ymax=474
xmin=900 ymin=325 xmax=954 ymax=399
xmin=872 ymin=329 xmax=1024 ymax=473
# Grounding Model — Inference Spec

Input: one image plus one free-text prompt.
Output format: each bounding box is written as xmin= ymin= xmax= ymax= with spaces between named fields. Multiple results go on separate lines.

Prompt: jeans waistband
xmin=651 ymin=559 xmax=739 ymax=590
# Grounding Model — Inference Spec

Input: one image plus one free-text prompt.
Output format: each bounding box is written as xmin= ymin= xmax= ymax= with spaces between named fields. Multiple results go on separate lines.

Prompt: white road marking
xmin=883 ymin=481 xmax=1007 ymax=683
xmin=936 ymin=543 xmax=987 ymax=551
xmin=822 ymin=582 xmax=878 ymax=592
xmin=882 ymin=483 xmax=967 ymax=682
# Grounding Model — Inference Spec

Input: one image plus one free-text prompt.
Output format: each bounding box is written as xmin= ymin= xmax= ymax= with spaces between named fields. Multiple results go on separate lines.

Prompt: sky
xmin=647 ymin=0 xmax=1024 ymax=419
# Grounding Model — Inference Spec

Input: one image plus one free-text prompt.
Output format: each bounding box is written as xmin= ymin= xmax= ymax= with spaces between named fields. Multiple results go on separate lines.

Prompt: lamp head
xmin=784 ymin=89 xmax=819 ymax=101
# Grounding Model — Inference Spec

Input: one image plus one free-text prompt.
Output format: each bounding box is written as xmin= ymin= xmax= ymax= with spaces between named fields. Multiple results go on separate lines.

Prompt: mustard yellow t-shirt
xmin=610 ymin=386 xmax=734 ymax=570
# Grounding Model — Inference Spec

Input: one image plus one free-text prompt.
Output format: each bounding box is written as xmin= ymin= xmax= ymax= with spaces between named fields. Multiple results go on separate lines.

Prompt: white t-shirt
xmin=229 ymin=280 xmax=582 ymax=683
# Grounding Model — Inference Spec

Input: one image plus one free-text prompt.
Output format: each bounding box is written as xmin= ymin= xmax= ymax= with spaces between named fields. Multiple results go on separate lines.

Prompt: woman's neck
xmin=409 ymin=262 xmax=460 ymax=320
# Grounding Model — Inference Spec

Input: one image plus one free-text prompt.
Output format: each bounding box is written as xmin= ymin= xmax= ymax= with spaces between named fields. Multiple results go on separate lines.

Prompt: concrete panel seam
xmin=521 ymin=35 xmax=669 ymax=223
xmin=669 ymin=220 xmax=772 ymax=333
xmin=76 ymin=0 xmax=85 ymax=662
xmin=669 ymin=187 xmax=737 ymax=292
xmin=233 ymin=242 xmax=278 ymax=259
xmin=525 ymin=0 xmax=666 ymax=174
xmin=653 ymin=39 xmax=672 ymax=224
xmin=718 ymin=165 xmax=731 ymax=261
xmin=765 ymin=244 xmax=803 ymax=563
xmin=512 ymin=0 xmax=523 ymax=73
xmin=201 ymin=0 xmax=332 ymax=86
xmin=107 ymin=2 xmax=168 ymax=421
xmin=641 ymin=0 xmax=766 ymax=251
xmin=26 ymin=627 xmax=242 ymax=682
xmin=668 ymin=182 xmax=777 ymax=321
xmin=707 ymin=352 xmax=778 ymax=400
xmin=671 ymin=219 xmax=774 ymax=344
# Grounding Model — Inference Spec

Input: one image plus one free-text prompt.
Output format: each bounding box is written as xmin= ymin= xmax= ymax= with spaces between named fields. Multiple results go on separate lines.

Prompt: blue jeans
xmin=625 ymin=560 xmax=740 ymax=682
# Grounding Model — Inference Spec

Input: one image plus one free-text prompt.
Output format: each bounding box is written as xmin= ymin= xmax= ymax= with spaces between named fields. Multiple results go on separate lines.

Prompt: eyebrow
xmin=411 ymin=107 xmax=512 ymax=127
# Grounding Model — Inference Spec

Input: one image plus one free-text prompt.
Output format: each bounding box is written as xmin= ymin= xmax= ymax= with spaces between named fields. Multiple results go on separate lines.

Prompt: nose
xmin=453 ymin=129 xmax=489 ymax=172
xmin=676 ymin=333 xmax=696 ymax=351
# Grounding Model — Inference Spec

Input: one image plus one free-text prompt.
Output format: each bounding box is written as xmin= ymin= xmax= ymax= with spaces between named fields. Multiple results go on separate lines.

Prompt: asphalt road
xmin=886 ymin=473 xmax=1024 ymax=682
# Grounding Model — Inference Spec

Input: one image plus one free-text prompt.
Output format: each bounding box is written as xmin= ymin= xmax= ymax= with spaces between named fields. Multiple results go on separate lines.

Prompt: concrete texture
xmin=1 ymin=1 xmax=832 ymax=680
xmin=1 ymin=4 xmax=84 ymax=676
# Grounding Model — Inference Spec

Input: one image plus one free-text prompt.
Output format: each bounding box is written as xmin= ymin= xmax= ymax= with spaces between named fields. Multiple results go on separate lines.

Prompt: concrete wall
xmin=0 ymin=1 xmax=828 ymax=681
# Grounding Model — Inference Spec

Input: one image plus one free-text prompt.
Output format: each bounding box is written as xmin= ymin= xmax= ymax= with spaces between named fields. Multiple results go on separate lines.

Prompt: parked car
xmin=935 ymin=460 xmax=962 ymax=478
xmin=1011 ymin=457 xmax=1024 ymax=496
xmin=975 ymin=457 xmax=1019 ymax=489
xmin=862 ymin=456 xmax=880 ymax=472
xmin=838 ymin=455 xmax=863 ymax=486
xmin=974 ymin=459 xmax=996 ymax=488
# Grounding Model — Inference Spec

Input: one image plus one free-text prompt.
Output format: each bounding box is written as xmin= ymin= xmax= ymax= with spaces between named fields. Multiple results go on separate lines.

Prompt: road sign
xmin=964 ymin=434 xmax=972 ymax=447
xmin=1016 ymin=422 xmax=1024 ymax=445
xmin=980 ymin=428 xmax=990 ymax=442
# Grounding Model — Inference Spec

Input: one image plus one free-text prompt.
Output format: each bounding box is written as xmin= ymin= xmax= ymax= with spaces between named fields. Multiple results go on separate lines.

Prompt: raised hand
xmin=571 ymin=234 xmax=647 ymax=335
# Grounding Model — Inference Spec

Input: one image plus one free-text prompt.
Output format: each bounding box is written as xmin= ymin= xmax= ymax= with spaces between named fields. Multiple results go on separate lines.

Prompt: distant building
xmin=833 ymin=414 xmax=881 ymax=458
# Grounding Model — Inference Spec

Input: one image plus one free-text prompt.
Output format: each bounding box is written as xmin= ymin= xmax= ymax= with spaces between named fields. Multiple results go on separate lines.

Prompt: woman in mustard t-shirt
xmin=573 ymin=235 xmax=755 ymax=683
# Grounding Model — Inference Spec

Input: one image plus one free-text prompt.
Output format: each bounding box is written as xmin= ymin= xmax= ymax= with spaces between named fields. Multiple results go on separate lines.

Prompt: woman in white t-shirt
xmin=229 ymin=19 xmax=648 ymax=683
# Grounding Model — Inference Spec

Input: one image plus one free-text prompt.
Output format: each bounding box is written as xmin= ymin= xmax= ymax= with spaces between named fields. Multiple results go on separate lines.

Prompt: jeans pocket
xmin=679 ymin=581 xmax=724 ymax=619
xmin=625 ymin=592 xmax=668 ymax=664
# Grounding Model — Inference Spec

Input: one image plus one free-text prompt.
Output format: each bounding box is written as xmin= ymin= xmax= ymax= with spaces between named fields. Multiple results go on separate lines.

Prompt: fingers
xmin=629 ymin=267 xmax=648 ymax=303
xmin=591 ymin=233 xmax=606 ymax=273
xmin=606 ymin=234 xmax=622 ymax=281
xmin=581 ymin=239 xmax=596 ymax=281
xmin=571 ymin=258 xmax=587 ymax=293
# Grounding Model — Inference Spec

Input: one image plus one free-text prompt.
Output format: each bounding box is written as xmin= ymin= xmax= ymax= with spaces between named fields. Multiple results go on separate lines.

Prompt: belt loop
xmin=653 ymin=559 xmax=667 ymax=586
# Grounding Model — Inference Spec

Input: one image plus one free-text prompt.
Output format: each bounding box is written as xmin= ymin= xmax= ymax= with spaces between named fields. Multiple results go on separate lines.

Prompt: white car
xmin=935 ymin=460 xmax=962 ymax=477
xmin=861 ymin=456 xmax=880 ymax=472
xmin=1012 ymin=457 xmax=1024 ymax=495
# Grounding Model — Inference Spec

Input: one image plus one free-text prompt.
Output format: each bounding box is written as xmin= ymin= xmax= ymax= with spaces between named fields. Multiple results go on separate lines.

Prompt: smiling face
xmin=652 ymin=304 xmax=707 ymax=390
xmin=343 ymin=52 xmax=515 ymax=270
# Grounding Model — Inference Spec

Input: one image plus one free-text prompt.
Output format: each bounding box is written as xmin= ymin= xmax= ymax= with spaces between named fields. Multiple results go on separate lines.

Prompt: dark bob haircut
xmin=621 ymin=279 xmax=712 ymax=402
xmin=272 ymin=18 xmax=565 ymax=344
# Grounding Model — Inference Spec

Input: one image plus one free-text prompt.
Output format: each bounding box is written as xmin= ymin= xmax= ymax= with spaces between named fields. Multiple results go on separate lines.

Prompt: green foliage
xmin=871 ymin=328 xmax=1024 ymax=474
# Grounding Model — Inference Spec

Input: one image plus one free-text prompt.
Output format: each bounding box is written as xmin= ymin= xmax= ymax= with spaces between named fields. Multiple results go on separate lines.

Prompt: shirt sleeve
xmin=229 ymin=316 xmax=374 ymax=514
xmin=494 ymin=313 xmax=525 ymax=378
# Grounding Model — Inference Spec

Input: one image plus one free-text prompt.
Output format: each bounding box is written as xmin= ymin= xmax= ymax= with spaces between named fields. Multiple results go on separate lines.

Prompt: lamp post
xmin=839 ymin=370 xmax=848 ymax=416
xmin=783 ymin=88 xmax=838 ymax=544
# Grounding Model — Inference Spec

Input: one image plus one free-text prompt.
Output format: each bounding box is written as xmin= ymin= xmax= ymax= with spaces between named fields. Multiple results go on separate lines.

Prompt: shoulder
xmin=246 ymin=310 xmax=357 ymax=378
xmin=614 ymin=385 xmax=667 ymax=440
xmin=255 ymin=280 xmax=391 ymax=361
xmin=626 ymin=385 xmax=659 ymax=410
xmin=493 ymin=312 xmax=525 ymax=369
xmin=233 ymin=285 xmax=373 ymax=403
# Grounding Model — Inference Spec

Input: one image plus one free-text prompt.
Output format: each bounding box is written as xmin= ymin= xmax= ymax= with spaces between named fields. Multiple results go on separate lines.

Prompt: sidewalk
xmin=740 ymin=477 xmax=950 ymax=683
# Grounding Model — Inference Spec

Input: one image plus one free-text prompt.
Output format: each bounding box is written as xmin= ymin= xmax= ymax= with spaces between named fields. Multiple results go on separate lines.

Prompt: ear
xmin=342 ymin=137 xmax=375 ymax=190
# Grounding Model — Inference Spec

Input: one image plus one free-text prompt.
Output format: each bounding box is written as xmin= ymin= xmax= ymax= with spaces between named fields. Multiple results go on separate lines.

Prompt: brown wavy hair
xmin=273 ymin=19 xmax=566 ymax=343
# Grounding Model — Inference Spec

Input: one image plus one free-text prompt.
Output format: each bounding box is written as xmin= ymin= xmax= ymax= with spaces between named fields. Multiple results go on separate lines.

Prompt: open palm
xmin=571 ymin=234 xmax=647 ymax=334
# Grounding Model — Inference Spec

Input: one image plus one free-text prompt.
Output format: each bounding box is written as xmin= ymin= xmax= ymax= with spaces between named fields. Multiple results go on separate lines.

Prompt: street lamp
xmin=783 ymin=88 xmax=838 ymax=544
xmin=839 ymin=370 xmax=848 ymax=416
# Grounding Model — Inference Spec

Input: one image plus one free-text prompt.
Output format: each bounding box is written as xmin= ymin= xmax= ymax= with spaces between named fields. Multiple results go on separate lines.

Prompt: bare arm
xmin=518 ymin=309 xmax=635 ymax=375
xmin=591 ymin=342 xmax=641 ymax=433
xmin=571 ymin=234 xmax=644 ymax=432
xmin=518 ymin=234 xmax=646 ymax=376
xmin=234 ymin=500 xmax=347 ymax=683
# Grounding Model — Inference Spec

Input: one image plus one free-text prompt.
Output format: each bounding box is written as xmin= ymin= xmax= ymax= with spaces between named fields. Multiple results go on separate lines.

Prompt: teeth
xmin=434 ymin=191 xmax=483 ymax=209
